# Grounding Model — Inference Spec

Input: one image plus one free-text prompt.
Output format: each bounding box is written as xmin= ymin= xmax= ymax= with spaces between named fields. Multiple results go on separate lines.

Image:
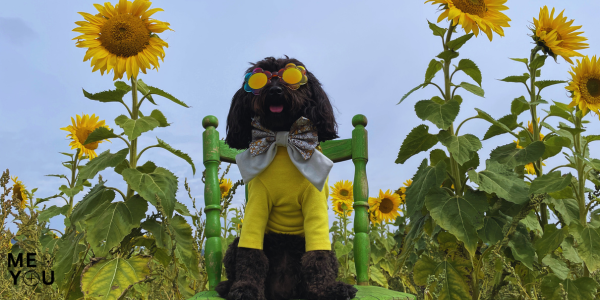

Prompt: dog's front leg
xmin=227 ymin=247 xmax=269 ymax=300
xmin=301 ymin=250 xmax=358 ymax=300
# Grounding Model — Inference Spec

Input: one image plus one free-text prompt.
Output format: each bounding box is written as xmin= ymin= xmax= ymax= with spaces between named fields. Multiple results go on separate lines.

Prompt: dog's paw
xmin=215 ymin=280 xmax=233 ymax=298
xmin=227 ymin=281 xmax=265 ymax=300
xmin=306 ymin=281 xmax=358 ymax=300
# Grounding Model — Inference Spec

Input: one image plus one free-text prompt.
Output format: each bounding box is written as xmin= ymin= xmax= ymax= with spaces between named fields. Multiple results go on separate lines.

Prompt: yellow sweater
xmin=238 ymin=146 xmax=331 ymax=251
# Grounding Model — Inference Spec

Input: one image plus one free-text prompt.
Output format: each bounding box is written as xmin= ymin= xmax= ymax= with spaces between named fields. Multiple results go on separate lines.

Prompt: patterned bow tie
xmin=235 ymin=116 xmax=333 ymax=192
xmin=249 ymin=116 xmax=319 ymax=160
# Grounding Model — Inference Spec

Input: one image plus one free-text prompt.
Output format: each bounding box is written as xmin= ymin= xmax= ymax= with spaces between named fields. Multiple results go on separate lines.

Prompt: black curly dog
xmin=215 ymin=56 xmax=357 ymax=300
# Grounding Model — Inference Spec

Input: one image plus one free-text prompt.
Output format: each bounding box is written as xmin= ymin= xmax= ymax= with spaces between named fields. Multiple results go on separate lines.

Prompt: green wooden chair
xmin=189 ymin=114 xmax=415 ymax=300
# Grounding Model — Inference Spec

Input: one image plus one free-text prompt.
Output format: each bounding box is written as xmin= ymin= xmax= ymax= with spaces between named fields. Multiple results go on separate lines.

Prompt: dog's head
xmin=225 ymin=56 xmax=338 ymax=150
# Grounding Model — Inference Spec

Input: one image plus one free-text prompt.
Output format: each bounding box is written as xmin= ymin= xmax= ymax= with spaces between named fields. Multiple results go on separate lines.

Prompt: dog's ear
xmin=225 ymin=88 xmax=253 ymax=150
xmin=304 ymin=71 xmax=339 ymax=142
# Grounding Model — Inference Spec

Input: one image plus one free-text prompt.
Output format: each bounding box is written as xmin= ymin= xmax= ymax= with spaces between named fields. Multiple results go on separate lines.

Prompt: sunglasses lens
xmin=247 ymin=73 xmax=268 ymax=89
xmin=281 ymin=68 xmax=303 ymax=85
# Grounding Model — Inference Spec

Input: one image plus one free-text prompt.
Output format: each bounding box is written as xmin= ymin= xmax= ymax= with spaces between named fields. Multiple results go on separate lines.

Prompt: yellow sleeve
xmin=238 ymin=178 xmax=272 ymax=250
xmin=302 ymin=178 xmax=331 ymax=251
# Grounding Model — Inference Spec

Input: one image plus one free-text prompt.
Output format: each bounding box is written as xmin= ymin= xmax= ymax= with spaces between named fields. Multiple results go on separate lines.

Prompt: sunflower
xmin=533 ymin=6 xmax=588 ymax=64
xmin=514 ymin=139 xmax=546 ymax=175
xmin=527 ymin=118 xmax=545 ymax=140
xmin=330 ymin=180 xmax=353 ymax=202
xmin=11 ymin=176 xmax=28 ymax=209
xmin=73 ymin=0 xmax=172 ymax=80
xmin=368 ymin=208 xmax=381 ymax=225
xmin=368 ymin=189 xmax=402 ymax=224
xmin=60 ymin=114 xmax=111 ymax=160
xmin=237 ymin=218 xmax=243 ymax=230
xmin=220 ymin=179 xmax=233 ymax=198
xmin=425 ymin=0 xmax=510 ymax=41
xmin=403 ymin=179 xmax=412 ymax=187
xmin=566 ymin=56 xmax=600 ymax=117
xmin=332 ymin=199 xmax=353 ymax=217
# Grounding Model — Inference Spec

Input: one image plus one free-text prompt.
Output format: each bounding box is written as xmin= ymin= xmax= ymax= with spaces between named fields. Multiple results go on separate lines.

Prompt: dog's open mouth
xmin=269 ymin=104 xmax=284 ymax=113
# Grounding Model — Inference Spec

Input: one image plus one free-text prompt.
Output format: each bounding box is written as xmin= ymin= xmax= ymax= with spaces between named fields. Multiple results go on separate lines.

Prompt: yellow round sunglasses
xmin=244 ymin=63 xmax=308 ymax=95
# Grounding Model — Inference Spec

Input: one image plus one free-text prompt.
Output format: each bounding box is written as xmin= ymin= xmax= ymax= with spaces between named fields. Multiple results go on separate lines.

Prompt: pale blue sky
xmin=1 ymin=1 xmax=599 ymax=234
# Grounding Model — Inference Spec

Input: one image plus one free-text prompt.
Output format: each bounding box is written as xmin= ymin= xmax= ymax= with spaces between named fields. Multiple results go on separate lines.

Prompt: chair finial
xmin=352 ymin=114 xmax=368 ymax=127
xmin=202 ymin=115 xmax=219 ymax=129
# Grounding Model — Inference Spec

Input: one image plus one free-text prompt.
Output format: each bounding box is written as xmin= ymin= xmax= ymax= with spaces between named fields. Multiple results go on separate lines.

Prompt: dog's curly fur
xmin=216 ymin=56 xmax=357 ymax=300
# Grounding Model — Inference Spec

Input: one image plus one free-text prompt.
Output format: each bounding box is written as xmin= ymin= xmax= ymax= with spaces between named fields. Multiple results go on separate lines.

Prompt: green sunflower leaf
xmin=156 ymin=138 xmax=196 ymax=175
xmin=114 ymin=159 xmax=130 ymax=175
xmin=136 ymin=79 xmax=157 ymax=105
xmin=405 ymin=160 xmax=446 ymax=217
xmin=535 ymin=224 xmax=567 ymax=263
xmin=150 ymin=109 xmax=170 ymax=127
xmin=59 ymin=152 xmax=74 ymax=158
xmin=175 ymin=200 xmax=192 ymax=217
xmin=76 ymin=148 xmax=129 ymax=186
xmin=541 ymin=275 xmax=599 ymax=300
xmin=396 ymin=124 xmax=439 ymax=164
xmin=146 ymin=85 xmax=189 ymax=108
xmin=413 ymin=255 xmax=437 ymax=286
xmin=370 ymin=265 xmax=388 ymax=288
xmin=114 ymin=81 xmax=131 ymax=93
xmin=141 ymin=219 xmax=171 ymax=250
xmin=437 ymin=50 xmax=459 ymax=61
xmin=543 ymin=255 xmax=570 ymax=281
xmin=82 ymin=88 xmax=128 ymax=103
xmin=398 ymin=83 xmax=426 ymax=104
xmin=489 ymin=141 xmax=545 ymax=169
xmin=447 ymin=33 xmax=474 ymax=51
xmin=458 ymin=82 xmax=484 ymax=97
xmin=508 ymin=223 xmax=536 ymax=269
xmin=478 ymin=213 xmax=510 ymax=245
xmin=136 ymin=161 xmax=157 ymax=174
xmin=414 ymin=256 xmax=471 ymax=299
xmin=555 ymin=101 xmax=575 ymax=113
xmin=456 ymin=59 xmax=482 ymax=86
xmin=83 ymin=127 xmax=119 ymax=145
xmin=510 ymin=58 xmax=529 ymax=65
xmin=534 ymin=80 xmax=567 ymax=91
xmin=171 ymin=215 xmax=201 ymax=279
xmin=59 ymin=184 xmax=83 ymax=198
xmin=570 ymin=222 xmax=600 ymax=273
xmin=542 ymin=135 xmax=571 ymax=159
xmin=425 ymin=59 xmax=443 ymax=82
xmin=476 ymin=108 xmax=517 ymax=138
xmin=437 ymin=131 xmax=482 ymax=165
xmin=483 ymin=114 xmax=518 ymax=140
xmin=45 ymin=174 xmax=67 ymax=179
xmin=70 ymin=184 xmax=115 ymax=226
xmin=427 ymin=20 xmax=447 ymax=37
xmin=530 ymin=172 xmax=573 ymax=195
xmin=557 ymin=124 xmax=586 ymax=137
xmin=122 ymin=167 xmax=178 ymax=219
xmin=546 ymin=196 xmax=579 ymax=226
xmin=511 ymin=96 xmax=529 ymax=116
xmin=468 ymin=160 xmax=530 ymax=205
xmin=562 ymin=236 xmax=583 ymax=264
xmin=85 ymin=195 xmax=147 ymax=257
xmin=500 ymin=74 xmax=529 ymax=84
xmin=114 ymin=115 xmax=160 ymax=141
xmin=429 ymin=149 xmax=449 ymax=167
xmin=426 ymin=188 xmax=488 ymax=256
xmin=414 ymin=99 xmax=460 ymax=130
xmin=398 ymin=212 xmax=428 ymax=268
xmin=530 ymin=54 xmax=548 ymax=70
xmin=38 ymin=205 xmax=69 ymax=223
xmin=53 ymin=230 xmax=86 ymax=289
xmin=81 ymin=256 xmax=151 ymax=300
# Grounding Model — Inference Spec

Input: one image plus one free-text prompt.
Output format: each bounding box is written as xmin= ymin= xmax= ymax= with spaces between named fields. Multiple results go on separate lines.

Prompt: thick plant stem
xmin=66 ymin=149 xmax=80 ymax=217
xmin=573 ymin=112 xmax=590 ymax=276
xmin=528 ymin=47 xmax=548 ymax=227
xmin=126 ymin=78 xmax=139 ymax=200
xmin=442 ymin=23 xmax=463 ymax=197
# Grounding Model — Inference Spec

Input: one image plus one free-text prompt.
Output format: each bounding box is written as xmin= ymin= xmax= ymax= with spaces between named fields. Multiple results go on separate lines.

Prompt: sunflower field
xmin=2 ymin=0 xmax=600 ymax=299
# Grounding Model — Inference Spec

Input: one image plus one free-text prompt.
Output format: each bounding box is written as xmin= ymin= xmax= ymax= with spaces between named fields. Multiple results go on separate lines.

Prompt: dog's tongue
xmin=270 ymin=105 xmax=284 ymax=113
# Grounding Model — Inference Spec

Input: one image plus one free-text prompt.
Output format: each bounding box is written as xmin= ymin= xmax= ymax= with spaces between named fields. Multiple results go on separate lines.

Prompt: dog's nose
xmin=268 ymin=86 xmax=283 ymax=96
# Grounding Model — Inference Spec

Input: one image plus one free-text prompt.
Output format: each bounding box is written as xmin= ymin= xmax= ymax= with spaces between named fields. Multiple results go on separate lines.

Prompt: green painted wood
xmin=321 ymin=138 xmax=352 ymax=162
xmin=219 ymin=140 xmax=245 ymax=163
xmin=351 ymin=114 xmax=370 ymax=286
xmin=202 ymin=116 xmax=223 ymax=290
xmin=188 ymin=285 xmax=416 ymax=300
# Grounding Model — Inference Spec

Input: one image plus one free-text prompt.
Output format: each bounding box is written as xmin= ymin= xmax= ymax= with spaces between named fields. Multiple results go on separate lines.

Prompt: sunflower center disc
xmin=99 ymin=14 xmax=150 ymax=57
xmin=586 ymin=78 xmax=600 ymax=99
xmin=454 ymin=0 xmax=487 ymax=17
xmin=220 ymin=186 xmax=227 ymax=194
xmin=379 ymin=198 xmax=394 ymax=214
xmin=340 ymin=190 xmax=349 ymax=197
xmin=77 ymin=129 xmax=99 ymax=149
